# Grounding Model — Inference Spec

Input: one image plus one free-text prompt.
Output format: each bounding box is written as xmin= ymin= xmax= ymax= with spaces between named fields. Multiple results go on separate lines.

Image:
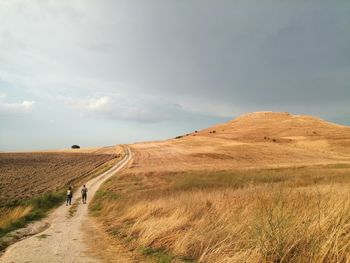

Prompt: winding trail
xmin=1 ymin=147 xmax=133 ymax=263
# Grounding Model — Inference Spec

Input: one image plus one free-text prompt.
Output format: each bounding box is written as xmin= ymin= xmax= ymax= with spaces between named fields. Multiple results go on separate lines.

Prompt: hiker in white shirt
xmin=66 ymin=186 xmax=73 ymax=206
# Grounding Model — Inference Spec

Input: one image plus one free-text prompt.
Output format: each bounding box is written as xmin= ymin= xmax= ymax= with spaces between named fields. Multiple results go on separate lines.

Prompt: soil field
xmin=0 ymin=151 xmax=117 ymax=205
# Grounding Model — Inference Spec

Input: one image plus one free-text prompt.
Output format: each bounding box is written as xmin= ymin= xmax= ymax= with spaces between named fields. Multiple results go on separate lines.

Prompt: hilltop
xmin=130 ymin=112 xmax=350 ymax=172
xmin=198 ymin=111 xmax=349 ymax=141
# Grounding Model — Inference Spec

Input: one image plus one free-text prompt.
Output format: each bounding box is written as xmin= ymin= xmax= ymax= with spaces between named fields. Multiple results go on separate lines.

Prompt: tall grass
xmin=0 ymin=207 xmax=32 ymax=230
xmin=0 ymin=191 xmax=65 ymax=237
xmin=92 ymin=164 xmax=350 ymax=262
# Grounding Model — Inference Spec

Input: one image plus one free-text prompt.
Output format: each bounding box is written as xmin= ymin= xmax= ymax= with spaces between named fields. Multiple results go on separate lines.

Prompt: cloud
xmin=0 ymin=1 xmax=350 ymax=125
xmin=1 ymin=1 xmax=350 ymax=151
xmin=77 ymin=96 xmax=110 ymax=111
xmin=0 ymin=98 xmax=35 ymax=115
xmin=63 ymin=94 xmax=214 ymax=122
xmin=1 ymin=1 xmax=349 ymax=119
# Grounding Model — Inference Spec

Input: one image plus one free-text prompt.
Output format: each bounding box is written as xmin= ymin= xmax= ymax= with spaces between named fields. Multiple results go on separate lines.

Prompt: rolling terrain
xmin=0 ymin=151 xmax=117 ymax=204
xmin=130 ymin=111 xmax=350 ymax=173
xmin=91 ymin=112 xmax=350 ymax=262
xmin=1 ymin=112 xmax=350 ymax=262
xmin=0 ymin=147 xmax=136 ymax=263
xmin=0 ymin=146 xmax=122 ymax=250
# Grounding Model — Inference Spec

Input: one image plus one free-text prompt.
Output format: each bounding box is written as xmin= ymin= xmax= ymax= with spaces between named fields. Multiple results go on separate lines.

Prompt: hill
xmin=199 ymin=111 xmax=349 ymax=142
xmin=130 ymin=112 xmax=350 ymax=174
xmin=92 ymin=112 xmax=350 ymax=263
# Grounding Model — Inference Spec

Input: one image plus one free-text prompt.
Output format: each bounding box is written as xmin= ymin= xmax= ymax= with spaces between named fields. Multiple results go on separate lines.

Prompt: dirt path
xmin=0 ymin=147 xmax=133 ymax=263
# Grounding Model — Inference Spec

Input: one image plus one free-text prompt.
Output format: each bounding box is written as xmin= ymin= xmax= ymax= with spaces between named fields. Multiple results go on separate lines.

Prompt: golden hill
xmin=92 ymin=112 xmax=350 ymax=262
xmin=199 ymin=111 xmax=349 ymax=141
xmin=130 ymin=112 xmax=350 ymax=173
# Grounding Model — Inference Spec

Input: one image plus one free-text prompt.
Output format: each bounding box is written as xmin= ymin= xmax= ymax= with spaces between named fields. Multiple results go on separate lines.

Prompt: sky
xmin=0 ymin=0 xmax=349 ymax=151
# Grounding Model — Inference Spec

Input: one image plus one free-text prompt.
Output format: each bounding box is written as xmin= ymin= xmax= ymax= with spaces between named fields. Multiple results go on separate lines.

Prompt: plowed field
xmin=0 ymin=152 xmax=117 ymax=205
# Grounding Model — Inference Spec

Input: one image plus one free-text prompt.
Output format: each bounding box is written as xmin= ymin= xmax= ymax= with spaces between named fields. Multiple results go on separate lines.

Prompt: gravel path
xmin=0 ymin=147 xmax=132 ymax=263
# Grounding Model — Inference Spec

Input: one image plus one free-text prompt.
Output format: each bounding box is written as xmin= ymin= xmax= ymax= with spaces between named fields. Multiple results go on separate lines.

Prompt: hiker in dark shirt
xmin=66 ymin=186 xmax=73 ymax=206
xmin=81 ymin=185 xmax=88 ymax=204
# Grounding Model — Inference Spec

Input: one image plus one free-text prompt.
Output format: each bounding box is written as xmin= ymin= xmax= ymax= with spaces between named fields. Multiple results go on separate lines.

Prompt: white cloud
xmin=0 ymin=99 xmax=35 ymax=115
xmin=63 ymin=94 xmax=201 ymax=122
xmin=65 ymin=96 xmax=110 ymax=112
xmin=86 ymin=96 xmax=110 ymax=111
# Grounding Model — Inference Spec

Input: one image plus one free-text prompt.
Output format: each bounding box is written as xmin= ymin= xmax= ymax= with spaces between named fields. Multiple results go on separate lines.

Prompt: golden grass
xmin=93 ymin=165 xmax=350 ymax=262
xmin=0 ymin=206 xmax=32 ymax=230
xmin=91 ymin=113 xmax=350 ymax=262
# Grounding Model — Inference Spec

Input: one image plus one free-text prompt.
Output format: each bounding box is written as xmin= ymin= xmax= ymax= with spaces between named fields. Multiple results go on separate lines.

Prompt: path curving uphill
xmin=0 ymin=147 xmax=133 ymax=263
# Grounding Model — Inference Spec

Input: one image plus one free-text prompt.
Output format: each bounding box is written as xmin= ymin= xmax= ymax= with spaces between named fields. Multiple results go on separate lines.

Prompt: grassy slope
xmin=91 ymin=113 xmax=350 ymax=263
xmin=92 ymin=164 xmax=350 ymax=263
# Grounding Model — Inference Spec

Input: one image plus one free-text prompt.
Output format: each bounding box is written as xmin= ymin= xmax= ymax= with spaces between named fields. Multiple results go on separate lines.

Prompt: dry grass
xmin=129 ymin=112 xmax=350 ymax=175
xmin=37 ymin=146 xmax=120 ymax=154
xmin=127 ymin=188 xmax=350 ymax=262
xmin=0 ymin=207 xmax=32 ymax=230
xmin=92 ymin=113 xmax=350 ymax=262
xmin=92 ymin=165 xmax=350 ymax=262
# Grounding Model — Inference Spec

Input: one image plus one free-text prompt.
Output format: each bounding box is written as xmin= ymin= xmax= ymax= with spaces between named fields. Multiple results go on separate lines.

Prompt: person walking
xmin=66 ymin=186 xmax=73 ymax=206
xmin=81 ymin=185 xmax=88 ymax=204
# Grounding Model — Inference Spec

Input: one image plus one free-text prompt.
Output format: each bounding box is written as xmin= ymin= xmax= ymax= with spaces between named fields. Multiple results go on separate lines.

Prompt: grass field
xmin=91 ymin=164 xmax=350 ymax=263
xmin=91 ymin=113 xmax=350 ymax=262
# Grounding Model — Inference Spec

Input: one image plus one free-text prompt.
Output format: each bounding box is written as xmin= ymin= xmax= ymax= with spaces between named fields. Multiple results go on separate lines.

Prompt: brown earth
xmin=37 ymin=145 xmax=119 ymax=154
xmin=0 ymin=147 xmax=140 ymax=263
xmin=0 ymin=146 xmax=122 ymax=205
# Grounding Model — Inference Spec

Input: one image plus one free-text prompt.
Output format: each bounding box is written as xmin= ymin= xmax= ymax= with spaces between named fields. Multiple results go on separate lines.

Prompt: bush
xmin=71 ymin=145 xmax=80 ymax=149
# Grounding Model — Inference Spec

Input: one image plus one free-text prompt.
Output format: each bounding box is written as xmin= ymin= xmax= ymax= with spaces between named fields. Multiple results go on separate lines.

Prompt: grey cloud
xmin=0 ymin=0 xmax=349 ymax=125
xmin=74 ymin=0 xmax=350 ymax=119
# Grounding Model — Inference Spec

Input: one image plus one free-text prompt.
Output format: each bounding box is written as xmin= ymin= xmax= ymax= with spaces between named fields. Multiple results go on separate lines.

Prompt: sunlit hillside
xmin=91 ymin=112 xmax=350 ymax=262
